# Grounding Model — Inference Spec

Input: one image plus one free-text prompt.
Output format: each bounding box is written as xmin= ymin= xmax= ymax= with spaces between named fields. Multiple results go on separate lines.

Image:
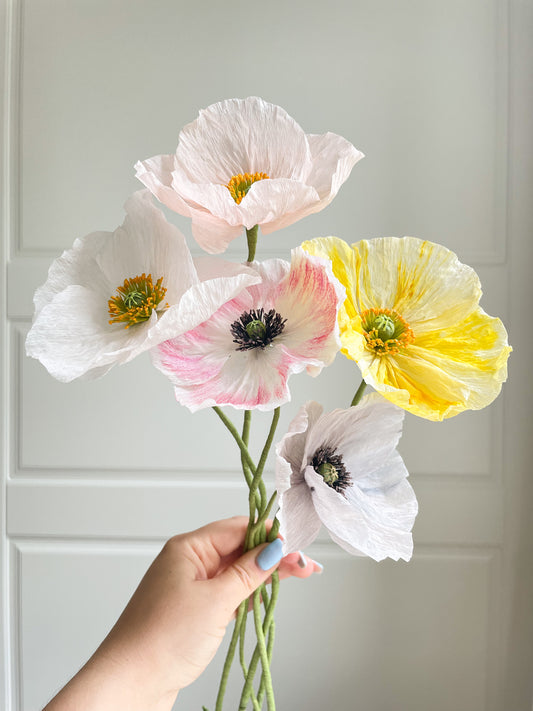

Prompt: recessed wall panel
xmin=16 ymin=542 xmax=495 ymax=711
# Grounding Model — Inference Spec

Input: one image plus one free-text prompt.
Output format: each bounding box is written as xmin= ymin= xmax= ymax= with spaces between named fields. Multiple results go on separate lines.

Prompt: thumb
xmin=212 ymin=538 xmax=284 ymax=610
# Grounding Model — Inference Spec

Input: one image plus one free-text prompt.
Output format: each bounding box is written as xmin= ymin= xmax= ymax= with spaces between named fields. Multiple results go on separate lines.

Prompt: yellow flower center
xmin=226 ymin=172 xmax=270 ymax=204
xmin=360 ymin=308 xmax=414 ymax=355
xmin=108 ymin=273 xmax=168 ymax=328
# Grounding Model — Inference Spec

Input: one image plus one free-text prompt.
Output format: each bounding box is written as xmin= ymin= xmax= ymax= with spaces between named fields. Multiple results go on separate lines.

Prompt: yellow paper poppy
xmin=301 ymin=236 xmax=511 ymax=420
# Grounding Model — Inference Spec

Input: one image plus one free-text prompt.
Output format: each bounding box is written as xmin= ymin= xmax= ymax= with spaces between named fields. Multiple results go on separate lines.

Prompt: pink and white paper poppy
xmin=152 ymin=248 xmax=345 ymax=411
xmin=135 ymin=97 xmax=363 ymax=254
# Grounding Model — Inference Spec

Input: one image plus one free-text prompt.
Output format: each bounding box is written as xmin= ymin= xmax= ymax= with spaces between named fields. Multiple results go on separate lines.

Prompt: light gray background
xmin=1 ymin=1 xmax=532 ymax=709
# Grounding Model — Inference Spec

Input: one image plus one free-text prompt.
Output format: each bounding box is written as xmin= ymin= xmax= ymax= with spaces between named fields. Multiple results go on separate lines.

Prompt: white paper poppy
xmin=275 ymin=394 xmax=418 ymax=561
xmin=26 ymin=191 xmax=260 ymax=382
xmin=135 ymin=97 xmax=364 ymax=253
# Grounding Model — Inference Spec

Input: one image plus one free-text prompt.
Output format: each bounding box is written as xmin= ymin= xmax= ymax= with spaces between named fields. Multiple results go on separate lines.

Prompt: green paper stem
xmin=246 ymin=225 xmax=259 ymax=262
xmin=215 ymin=600 xmax=247 ymax=711
xmin=258 ymin=615 xmax=276 ymax=707
xmin=212 ymin=407 xmax=262 ymax=516
xmin=239 ymin=606 xmax=248 ymax=675
xmin=249 ymin=491 xmax=278 ymax=542
xmin=244 ymin=407 xmax=280 ymax=551
xmin=239 ymin=570 xmax=279 ymax=709
xmin=212 ymin=407 xmax=257 ymax=478
xmin=252 ymin=589 xmax=275 ymax=711
xmin=210 ymin=405 xmax=281 ymax=710
xmin=256 ymin=408 xmax=280 ymax=479
xmin=241 ymin=410 xmax=252 ymax=491
xmin=254 ymin=407 xmax=280 ymax=515
xmin=350 ymin=379 xmax=367 ymax=407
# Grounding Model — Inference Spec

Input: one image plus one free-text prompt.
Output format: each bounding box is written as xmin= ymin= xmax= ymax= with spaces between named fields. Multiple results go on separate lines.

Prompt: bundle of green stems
xmin=210 ymin=406 xmax=281 ymax=711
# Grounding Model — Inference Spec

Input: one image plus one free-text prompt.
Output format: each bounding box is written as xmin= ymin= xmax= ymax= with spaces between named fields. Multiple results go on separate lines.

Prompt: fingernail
xmin=297 ymin=551 xmax=307 ymax=569
xmin=256 ymin=538 xmax=284 ymax=571
xmin=312 ymin=560 xmax=324 ymax=574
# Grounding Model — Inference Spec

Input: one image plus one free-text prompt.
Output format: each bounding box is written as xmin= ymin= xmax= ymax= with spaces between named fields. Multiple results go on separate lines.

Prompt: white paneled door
xmin=2 ymin=1 xmax=532 ymax=710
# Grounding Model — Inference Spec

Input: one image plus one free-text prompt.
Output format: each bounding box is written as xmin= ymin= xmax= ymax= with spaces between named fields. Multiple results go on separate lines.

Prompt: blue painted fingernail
xmin=297 ymin=551 xmax=307 ymax=569
xmin=256 ymin=538 xmax=283 ymax=571
xmin=313 ymin=560 xmax=324 ymax=574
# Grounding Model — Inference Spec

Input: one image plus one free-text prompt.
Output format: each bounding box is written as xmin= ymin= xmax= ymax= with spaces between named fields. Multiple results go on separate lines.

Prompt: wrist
xmin=95 ymin=628 xmax=181 ymax=711
xmin=44 ymin=635 xmax=179 ymax=711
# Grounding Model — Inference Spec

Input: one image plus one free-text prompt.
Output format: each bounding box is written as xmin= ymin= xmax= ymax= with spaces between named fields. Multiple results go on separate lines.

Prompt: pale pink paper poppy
xmin=26 ymin=191 xmax=260 ymax=382
xmin=135 ymin=97 xmax=363 ymax=254
xmin=275 ymin=395 xmax=418 ymax=562
xmin=152 ymin=248 xmax=345 ymax=411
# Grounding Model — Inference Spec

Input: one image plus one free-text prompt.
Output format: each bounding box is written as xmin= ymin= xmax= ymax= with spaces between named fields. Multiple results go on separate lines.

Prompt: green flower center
xmin=311 ymin=446 xmax=351 ymax=495
xmin=316 ymin=462 xmax=339 ymax=486
xmin=360 ymin=308 xmax=414 ymax=355
xmin=373 ymin=314 xmax=396 ymax=341
xmin=245 ymin=319 xmax=267 ymax=341
xmin=123 ymin=291 xmax=145 ymax=309
xmin=231 ymin=308 xmax=286 ymax=351
xmin=108 ymin=273 xmax=168 ymax=328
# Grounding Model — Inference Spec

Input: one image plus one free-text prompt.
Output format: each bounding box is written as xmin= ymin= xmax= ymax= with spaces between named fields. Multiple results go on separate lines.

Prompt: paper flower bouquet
xmin=26 ymin=97 xmax=511 ymax=710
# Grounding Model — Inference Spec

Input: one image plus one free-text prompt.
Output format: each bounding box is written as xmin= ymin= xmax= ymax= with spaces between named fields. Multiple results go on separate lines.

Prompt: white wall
xmin=2 ymin=1 xmax=533 ymax=709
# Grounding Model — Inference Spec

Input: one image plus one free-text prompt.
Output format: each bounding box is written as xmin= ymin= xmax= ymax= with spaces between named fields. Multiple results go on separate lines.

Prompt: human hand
xmin=44 ymin=516 xmax=322 ymax=711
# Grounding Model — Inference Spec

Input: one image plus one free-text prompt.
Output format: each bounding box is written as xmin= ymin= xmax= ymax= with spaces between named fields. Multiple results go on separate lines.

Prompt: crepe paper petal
xmin=152 ymin=248 xmax=344 ymax=411
xmin=277 ymin=483 xmax=323 ymax=552
xmin=275 ymin=394 xmax=418 ymax=561
xmin=302 ymin=235 xmax=512 ymax=420
xmin=136 ymin=97 xmax=363 ymax=253
xmin=26 ymin=190 xmax=260 ymax=382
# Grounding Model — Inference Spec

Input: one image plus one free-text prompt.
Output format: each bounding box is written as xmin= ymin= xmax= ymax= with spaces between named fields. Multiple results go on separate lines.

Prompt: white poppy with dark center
xmin=275 ymin=394 xmax=418 ymax=561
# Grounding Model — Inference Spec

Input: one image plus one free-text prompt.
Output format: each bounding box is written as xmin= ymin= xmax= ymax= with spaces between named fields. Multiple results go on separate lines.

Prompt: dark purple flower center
xmin=312 ymin=446 xmax=352 ymax=494
xmin=231 ymin=308 xmax=286 ymax=351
